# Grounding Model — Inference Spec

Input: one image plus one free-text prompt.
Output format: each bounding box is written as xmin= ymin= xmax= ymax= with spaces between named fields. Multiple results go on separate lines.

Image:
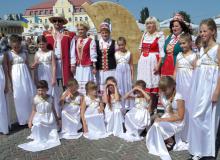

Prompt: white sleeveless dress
xmin=60 ymin=94 xmax=82 ymax=139
xmin=0 ymin=52 xmax=9 ymax=134
xmin=176 ymin=52 xmax=197 ymax=141
xmin=9 ymin=51 xmax=35 ymax=125
xmin=146 ymin=93 xmax=185 ymax=160
xmin=115 ymin=51 xmax=133 ymax=110
xmin=18 ymin=95 xmax=60 ymax=152
xmin=83 ymin=96 xmax=110 ymax=140
xmin=35 ymin=50 xmax=61 ymax=117
xmin=120 ymin=97 xmax=150 ymax=142
xmin=188 ymin=45 xmax=220 ymax=157
xmin=104 ymin=96 xmax=124 ymax=136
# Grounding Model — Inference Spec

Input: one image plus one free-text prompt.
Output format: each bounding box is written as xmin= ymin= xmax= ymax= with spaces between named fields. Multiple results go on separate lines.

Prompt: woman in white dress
xmin=121 ymin=80 xmax=151 ymax=142
xmin=146 ymin=76 xmax=185 ymax=160
xmin=137 ymin=17 xmax=165 ymax=114
xmin=8 ymin=35 xmax=35 ymax=125
xmin=188 ymin=19 xmax=220 ymax=160
xmin=59 ymin=79 xmax=82 ymax=139
xmin=115 ymin=37 xmax=134 ymax=110
xmin=18 ymin=80 xmax=60 ymax=152
xmin=103 ymin=77 xmax=124 ymax=137
xmin=81 ymin=81 xmax=109 ymax=140
xmin=174 ymin=33 xmax=197 ymax=142
xmin=0 ymin=50 xmax=9 ymax=134
xmin=71 ymin=21 xmax=97 ymax=94
xmin=31 ymin=35 xmax=61 ymax=118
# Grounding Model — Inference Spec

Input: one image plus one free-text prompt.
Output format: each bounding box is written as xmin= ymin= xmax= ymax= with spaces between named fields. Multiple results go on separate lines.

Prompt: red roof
xmin=69 ymin=0 xmax=92 ymax=7
xmin=27 ymin=0 xmax=91 ymax=10
xmin=24 ymin=0 xmax=92 ymax=16
xmin=28 ymin=0 xmax=55 ymax=10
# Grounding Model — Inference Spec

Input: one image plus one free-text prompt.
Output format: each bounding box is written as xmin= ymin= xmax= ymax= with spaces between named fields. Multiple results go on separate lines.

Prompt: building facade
xmin=0 ymin=20 xmax=23 ymax=35
xmin=23 ymin=0 xmax=94 ymax=33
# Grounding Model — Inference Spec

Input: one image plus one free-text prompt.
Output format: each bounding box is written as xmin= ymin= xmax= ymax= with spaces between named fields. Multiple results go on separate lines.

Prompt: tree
xmin=139 ymin=7 xmax=149 ymax=24
xmin=178 ymin=11 xmax=191 ymax=23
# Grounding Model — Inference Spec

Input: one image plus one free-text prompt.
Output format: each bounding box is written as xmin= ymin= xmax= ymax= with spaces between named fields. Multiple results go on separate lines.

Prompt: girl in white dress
xmin=188 ymin=18 xmax=220 ymax=160
xmin=81 ymin=81 xmax=109 ymax=140
xmin=103 ymin=76 xmax=124 ymax=137
xmin=31 ymin=35 xmax=61 ymax=118
xmin=120 ymin=80 xmax=151 ymax=142
xmin=146 ymin=76 xmax=185 ymax=160
xmin=0 ymin=50 xmax=9 ymax=134
xmin=137 ymin=17 xmax=165 ymax=114
xmin=59 ymin=79 xmax=83 ymax=139
xmin=71 ymin=22 xmax=97 ymax=94
xmin=18 ymin=80 xmax=60 ymax=152
xmin=8 ymin=35 xmax=35 ymax=125
xmin=174 ymin=33 xmax=197 ymax=142
xmin=115 ymin=37 xmax=134 ymax=110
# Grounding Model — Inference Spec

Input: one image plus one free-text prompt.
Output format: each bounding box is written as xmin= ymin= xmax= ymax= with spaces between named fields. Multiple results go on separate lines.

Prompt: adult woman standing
xmin=161 ymin=13 xmax=191 ymax=76
xmin=137 ymin=16 xmax=165 ymax=114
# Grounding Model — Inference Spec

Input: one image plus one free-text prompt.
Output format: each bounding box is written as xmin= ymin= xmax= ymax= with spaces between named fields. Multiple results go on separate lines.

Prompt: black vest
xmin=96 ymin=40 xmax=116 ymax=70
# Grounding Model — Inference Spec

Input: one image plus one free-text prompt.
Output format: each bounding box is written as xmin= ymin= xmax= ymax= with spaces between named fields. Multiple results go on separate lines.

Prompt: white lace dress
xmin=104 ymin=96 xmax=124 ymax=136
xmin=18 ymin=95 xmax=60 ymax=152
xmin=115 ymin=51 xmax=133 ymax=110
xmin=83 ymin=96 xmax=110 ymax=140
xmin=60 ymin=94 xmax=82 ymax=139
xmin=146 ymin=93 xmax=185 ymax=160
xmin=9 ymin=50 xmax=35 ymax=125
xmin=188 ymin=45 xmax=220 ymax=157
xmin=0 ymin=52 xmax=9 ymax=134
xmin=176 ymin=52 xmax=196 ymax=142
xmin=120 ymin=97 xmax=150 ymax=142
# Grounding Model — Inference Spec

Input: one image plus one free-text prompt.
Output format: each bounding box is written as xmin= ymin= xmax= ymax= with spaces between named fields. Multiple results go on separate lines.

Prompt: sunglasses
xmin=53 ymin=19 xmax=64 ymax=23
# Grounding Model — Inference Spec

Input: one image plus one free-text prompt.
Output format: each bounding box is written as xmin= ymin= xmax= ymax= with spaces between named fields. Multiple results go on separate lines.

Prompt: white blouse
xmin=139 ymin=31 xmax=165 ymax=58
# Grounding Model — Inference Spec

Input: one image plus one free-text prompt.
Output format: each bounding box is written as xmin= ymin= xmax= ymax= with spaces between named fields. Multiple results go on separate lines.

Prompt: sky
xmin=0 ymin=0 xmax=220 ymax=24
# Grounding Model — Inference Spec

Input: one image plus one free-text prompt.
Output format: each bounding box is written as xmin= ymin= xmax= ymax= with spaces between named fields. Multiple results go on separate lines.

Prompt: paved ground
xmin=1 ymin=55 xmax=220 ymax=160
xmin=0 ymin=119 xmax=219 ymax=160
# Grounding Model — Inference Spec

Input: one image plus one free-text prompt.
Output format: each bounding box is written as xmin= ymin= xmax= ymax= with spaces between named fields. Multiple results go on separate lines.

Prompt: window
xmin=56 ymin=9 xmax=58 ymax=13
xmin=30 ymin=20 xmax=32 ymax=24
xmin=69 ymin=8 xmax=71 ymax=12
xmin=39 ymin=19 xmax=42 ymax=23
xmin=30 ymin=11 xmax=33 ymax=15
xmin=75 ymin=17 xmax=78 ymax=21
xmin=85 ymin=17 xmax=88 ymax=21
xmin=80 ymin=8 xmax=84 ymax=12
xmin=45 ymin=19 xmax=47 ymax=23
xmin=39 ymin=10 xmax=43 ymax=15
xmin=34 ymin=11 xmax=38 ymax=15
xmin=80 ymin=17 xmax=82 ymax=21
xmin=69 ymin=18 xmax=72 ymax=22
xmin=50 ymin=10 xmax=53 ymax=14
xmin=45 ymin=10 xmax=48 ymax=15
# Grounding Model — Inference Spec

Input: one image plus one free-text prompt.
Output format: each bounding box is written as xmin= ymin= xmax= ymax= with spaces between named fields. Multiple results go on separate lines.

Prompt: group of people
xmin=0 ymin=12 xmax=219 ymax=160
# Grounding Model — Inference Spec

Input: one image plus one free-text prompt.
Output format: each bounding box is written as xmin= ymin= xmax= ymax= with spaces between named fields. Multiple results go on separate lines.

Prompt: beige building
xmin=23 ymin=0 xmax=94 ymax=34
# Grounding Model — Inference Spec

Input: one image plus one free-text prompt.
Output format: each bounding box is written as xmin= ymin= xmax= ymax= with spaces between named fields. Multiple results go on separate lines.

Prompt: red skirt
xmin=161 ymin=54 xmax=175 ymax=76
